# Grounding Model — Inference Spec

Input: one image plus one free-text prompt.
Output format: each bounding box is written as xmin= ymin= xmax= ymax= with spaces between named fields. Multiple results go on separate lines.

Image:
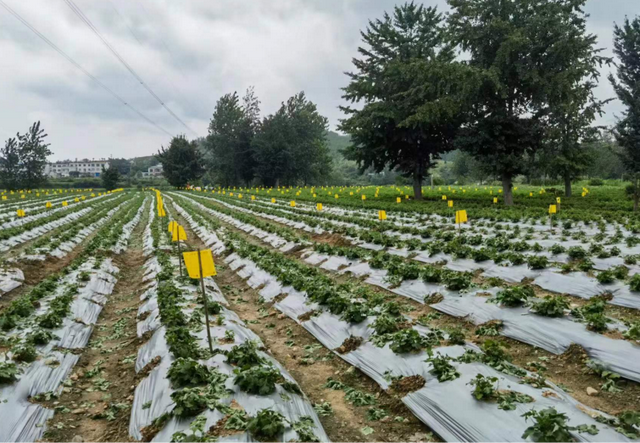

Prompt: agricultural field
xmin=1 ymin=185 xmax=639 ymax=442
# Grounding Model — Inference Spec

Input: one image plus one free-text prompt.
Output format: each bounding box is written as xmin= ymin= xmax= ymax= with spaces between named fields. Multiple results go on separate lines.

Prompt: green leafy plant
xmin=292 ymin=416 xmax=320 ymax=442
xmin=11 ymin=343 xmax=37 ymax=363
xmin=530 ymin=296 xmax=569 ymax=317
xmin=426 ymin=353 xmax=460 ymax=382
xmin=493 ymin=285 xmax=534 ymax=307
xmin=226 ymin=340 xmax=264 ymax=368
xmin=0 ymin=361 xmax=19 ymax=384
xmin=167 ymin=358 xmax=222 ymax=388
xmin=234 ymin=365 xmax=281 ymax=395
xmin=247 ymin=409 xmax=286 ymax=440
xmin=522 ymin=408 xmax=598 ymax=441
xmin=389 ymin=329 xmax=428 ymax=354
xmin=170 ymin=415 xmax=216 ymax=442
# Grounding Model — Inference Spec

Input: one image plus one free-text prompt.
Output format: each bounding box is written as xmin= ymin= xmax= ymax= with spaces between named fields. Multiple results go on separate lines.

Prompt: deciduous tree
xmin=0 ymin=138 xmax=21 ymax=191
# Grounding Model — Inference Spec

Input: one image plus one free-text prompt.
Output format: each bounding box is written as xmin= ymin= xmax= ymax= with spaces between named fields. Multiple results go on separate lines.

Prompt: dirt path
xmin=41 ymin=203 xmax=150 ymax=443
xmin=166 ymin=199 xmax=438 ymax=443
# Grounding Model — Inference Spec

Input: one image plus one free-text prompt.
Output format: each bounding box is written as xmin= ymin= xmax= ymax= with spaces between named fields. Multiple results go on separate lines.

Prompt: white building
xmin=141 ymin=164 xmax=163 ymax=178
xmin=45 ymin=159 xmax=110 ymax=178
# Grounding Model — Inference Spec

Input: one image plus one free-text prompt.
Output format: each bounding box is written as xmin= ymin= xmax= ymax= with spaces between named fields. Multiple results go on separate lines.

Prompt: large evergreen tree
xmin=448 ymin=0 xmax=601 ymax=205
xmin=101 ymin=166 xmax=120 ymax=191
xmin=0 ymin=137 xmax=21 ymax=191
xmin=609 ymin=17 xmax=640 ymax=210
xmin=340 ymin=3 xmax=470 ymax=200
xmin=253 ymin=92 xmax=331 ymax=186
xmin=156 ymin=135 xmax=204 ymax=187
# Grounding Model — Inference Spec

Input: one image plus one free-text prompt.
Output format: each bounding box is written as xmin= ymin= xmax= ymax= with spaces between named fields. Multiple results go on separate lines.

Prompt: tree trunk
xmin=502 ymin=173 xmax=513 ymax=206
xmin=564 ymin=175 xmax=572 ymax=198
xmin=275 ymin=177 xmax=280 ymax=188
xmin=413 ymin=170 xmax=423 ymax=201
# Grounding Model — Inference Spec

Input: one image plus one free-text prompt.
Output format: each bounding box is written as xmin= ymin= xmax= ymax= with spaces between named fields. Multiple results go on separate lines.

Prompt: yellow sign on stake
xmin=168 ymin=221 xmax=178 ymax=233
xmin=549 ymin=205 xmax=557 ymax=214
xmin=455 ymin=210 xmax=468 ymax=224
xmin=396 ymin=197 xmax=401 ymax=203
xmin=46 ymin=201 xmax=52 ymax=208
xmin=316 ymin=203 xmax=323 ymax=211
xmin=172 ymin=225 xmax=187 ymax=242
xmin=378 ymin=210 xmax=387 ymax=221
xmin=183 ymin=249 xmax=217 ymax=278
xmin=290 ymin=201 xmax=296 ymax=207
xmin=16 ymin=209 xmax=25 ymax=217
xmin=448 ymin=200 xmax=454 ymax=208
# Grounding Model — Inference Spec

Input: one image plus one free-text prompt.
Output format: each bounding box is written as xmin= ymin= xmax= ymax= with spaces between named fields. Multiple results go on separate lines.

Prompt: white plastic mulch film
xmin=168 ymin=193 xmax=639 ymax=443
xmin=0 ymin=258 xmax=120 ymax=442
xmin=129 ymin=195 xmax=329 ymax=442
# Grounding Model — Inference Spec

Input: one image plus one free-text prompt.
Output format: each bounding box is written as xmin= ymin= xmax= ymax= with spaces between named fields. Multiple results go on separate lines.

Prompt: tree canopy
xmin=0 ymin=121 xmax=51 ymax=190
xmin=340 ymin=3 xmax=472 ymax=200
xmin=101 ymin=165 xmax=120 ymax=191
xmin=610 ymin=17 xmax=640 ymax=210
xmin=156 ymin=135 xmax=204 ymax=187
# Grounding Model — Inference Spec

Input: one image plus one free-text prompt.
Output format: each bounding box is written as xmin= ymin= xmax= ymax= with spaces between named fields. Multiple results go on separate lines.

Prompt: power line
xmin=0 ymin=0 xmax=175 ymax=138
xmin=107 ymin=0 xmax=203 ymax=119
xmin=62 ymin=0 xmax=198 ymax=136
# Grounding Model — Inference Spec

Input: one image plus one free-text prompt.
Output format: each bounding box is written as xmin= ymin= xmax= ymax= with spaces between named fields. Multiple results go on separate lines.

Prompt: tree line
xmin=339 ymin=0 xmax=640 ymax=205
xmin=0 ymin=121 xmax=51 ymax=191
xmin=156 ymin=89 xmax=331 ymax=188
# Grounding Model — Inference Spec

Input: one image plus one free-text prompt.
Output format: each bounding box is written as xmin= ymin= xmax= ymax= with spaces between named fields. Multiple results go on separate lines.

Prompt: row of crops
xmin=157 ymin=189 xmax=640 ymax=442
xmin=1 ymin=187 xmax=638 ymax=442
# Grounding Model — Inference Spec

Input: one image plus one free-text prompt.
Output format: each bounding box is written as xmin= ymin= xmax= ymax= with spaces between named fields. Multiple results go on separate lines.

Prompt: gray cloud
xmin=0 ymin=0 xmax=635 ymax=161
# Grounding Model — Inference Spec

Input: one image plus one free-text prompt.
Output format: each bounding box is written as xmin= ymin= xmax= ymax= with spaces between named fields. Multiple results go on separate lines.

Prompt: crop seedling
xmin=493 ymin=285 xmax=534 ymax=307
xmin=0 ymin=361 xmax=20 ymax=384
xmin=167 ymin=358 xmax=224 ymax=388
xmin=522 ymin=408 xmax=598 ymax=441
xmin=426 ymin=353 xmax=460 ymax=382
xmin=530 ymin=296 xmax=569 ymax=317
xmin=247 ymin=409 xmax=286 ymax=440
xmin=234 ymin=365 xmax=281 ymax=395
xmin=226 ymin=340 xmax=264 ymax=368
xmin=292 ymin=416 xmax=320 ymax=442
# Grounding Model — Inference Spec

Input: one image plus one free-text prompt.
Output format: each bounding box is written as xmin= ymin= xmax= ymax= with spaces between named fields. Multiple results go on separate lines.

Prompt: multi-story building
xmin=141 ymin=164 xmax=163 ymax=178
xmin=44 ymin=159 xmax=110 ymax=178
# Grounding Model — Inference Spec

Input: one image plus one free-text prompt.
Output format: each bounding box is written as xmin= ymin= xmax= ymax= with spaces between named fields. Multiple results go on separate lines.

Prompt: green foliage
xmin=629 ymin=274 xmax=640 ymax=291
xmin=292 ymin=416 xmax=320 ymax=442
xmin=234 ymin=365 xmax=281 ymax=396
xmin=226 ymin=341 xmax=264 ymax=368
xmin=522 ymin=408 xmax=598 ymax=441
xmin=247 ymin=409 xmax=286 ymax=440
xmin=170 ymin=415 xmax=216 ymax=442
xmin=493 ymin=285 xmax=534 ymax=307
xmin=468 ymin=374 xmax=498 ymax=400
xmin=11 ymin=343 xmax=37 ymax=363
xmin=530 ymin=296 xmax=570 ymax=317
xmin=171 ymin=386 xmax=226 ymax=418
xmin=27 ymin=329 xmax=54 ymax=345
xmin=101 ymin=166 xmax=120 ymax=191
xmin=527 ymin=255 xmax=548 ymax=270
xmin=165 ymin=327 xmax=202 ymax=360
xmin=388 ymin=329 xmax=428 ymax=354
xmin=426 ymin=353 xmax=460 ymax=382
xmin=0 ymin=361 xmax=20 ymax=384
xmin=339 ymin=2 xmax=472 ymax=200
xmin=156 ymin=135 xmax=204 ymax=187
xmin=167 ymin=358 xmax=222 ymax=388
xmin=0 ymin=121 xmax=51 ymax=190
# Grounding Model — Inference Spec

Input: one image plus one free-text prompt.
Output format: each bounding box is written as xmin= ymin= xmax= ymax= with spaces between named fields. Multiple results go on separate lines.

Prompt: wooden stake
xmin=177 ymin=239 xmax=183 ymax=277
xmin=198 ymin=247 xmax=214 ymax=353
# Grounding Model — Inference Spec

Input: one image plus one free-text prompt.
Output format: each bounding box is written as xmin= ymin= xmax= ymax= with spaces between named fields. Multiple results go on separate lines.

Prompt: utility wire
xmin=0 ymin=0 xmax=174 ymax=138
xmin=63 ymin=0 xmax=198 ymax=136
xmin=107 ymin=0 xmax=203 ymax=119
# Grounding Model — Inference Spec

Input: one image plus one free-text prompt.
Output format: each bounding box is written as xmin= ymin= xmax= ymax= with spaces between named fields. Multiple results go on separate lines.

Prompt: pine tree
xmin=156 ymin=135 xmax=204 ymax=187
xmin=340 ymin=3 xmax=470 ymax=200
xmin=609 ymin=17 xmax=640 ymax=210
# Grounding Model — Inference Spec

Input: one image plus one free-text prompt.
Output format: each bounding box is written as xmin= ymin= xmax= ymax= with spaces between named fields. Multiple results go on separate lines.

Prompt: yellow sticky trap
xmin=493 ymin=197 xmax=498 ymax=204
xmin=172 ymin=225 xmax=187 ymax=242
xmin=448 ymin=200 xmax=454 ymax=208
xmin=290 ymin=201 xmax=296 ymax=207
xmin=334 ymin=194 xmax=339 ymax=199
xmin=549 ymin=205 xmax=557 ymax=214
xmin=1 ymin=196 xmax=6 ymax=200
xmin=405 ymin=195 xmax=409 ymax=199
xmin=251 ymin=195 xmax=256 ymax=201
xmin=361 ymin=195 xmax=366 ymax=201
xmin=62 ymin=201 xmax=68 ymax=207
xmin=16 ymin=209 xmax=25 ymax=217
xmin=183 ymin=249 xmax=216 ymax=278
xmin=556 ymin=197 xmax=561 ymax=204
xmin=168 ymin=221 xmax=178 ymax=233
xmin=21 ymin=194 xmax=25 ymax=199
xmin=271 ymin=198 xmax=276 ymax=204
xmin=582 ymin=192 xmax=586 ymax=197
xmin=74 ymin=198 xmax=79 ymax=202
xmin=238 ymin=194 xmax=242 ymax=199
xmin=396 ymin=197 xmax=401 ymax=203
xmin=455 ymin=210 xmax=468 ymax=224
xmin=529 ymin=192 xmax=533 ymax=197
xmin=317 ymin=203 xmax=323 ymax=211
xmin=442 ymin=195 xmax=447 ymax=200
xmin=378 ymin=210 xmax=387 ymax=221
xmin=46 ymin=202 xmax=52 ymax=208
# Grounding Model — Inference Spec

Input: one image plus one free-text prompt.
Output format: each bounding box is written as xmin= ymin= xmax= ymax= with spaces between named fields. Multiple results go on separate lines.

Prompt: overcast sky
xmin=0 ymin=0 xmax=637 ymax=161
